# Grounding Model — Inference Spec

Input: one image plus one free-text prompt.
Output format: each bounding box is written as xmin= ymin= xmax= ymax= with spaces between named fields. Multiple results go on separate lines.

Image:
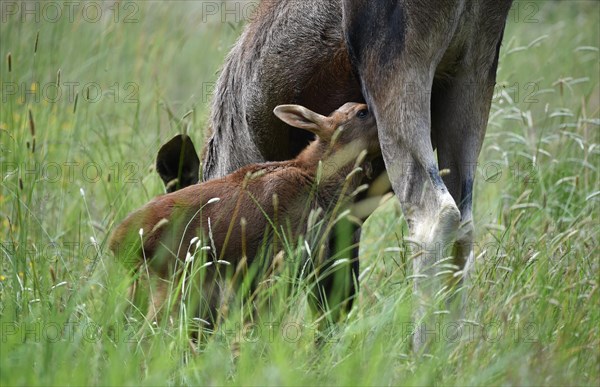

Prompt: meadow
xmin=1 ymin=1 xmax=598 ymax=385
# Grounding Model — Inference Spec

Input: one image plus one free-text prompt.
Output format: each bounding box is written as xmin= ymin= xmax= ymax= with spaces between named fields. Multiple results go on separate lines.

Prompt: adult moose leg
xmin=431 ymin=3 xmax=512 ymax=315
xmin=342 ymin=0 xmax=468 ymax=351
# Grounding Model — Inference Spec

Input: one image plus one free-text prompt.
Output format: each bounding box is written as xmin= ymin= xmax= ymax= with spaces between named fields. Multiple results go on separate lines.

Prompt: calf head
xmin=155 ymin=103 xmax=379 ymax=193
xmin=273 ymin=102 xmax=380 ymax=159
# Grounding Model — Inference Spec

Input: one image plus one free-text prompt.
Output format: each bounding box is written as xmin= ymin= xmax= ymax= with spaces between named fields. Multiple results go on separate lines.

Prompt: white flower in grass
xmin=193 ymin=318 xmax=211 ymax=326
xmin=304 ymin=240 xmax=312 ymax=257
xmin=200 ymin=246 xmax=211 ymax=251
xmin=200 ymin=262 xmax=213 ymax=269
xmin=331 ymin=258 xmax=350 ymax=268
xmin=190 ymin=237 xmax=200 ymax=246
xmin=50 ymin=281 xmax=68 ymax=290
xmin=138 ymin=228 xmax=144 ymax=237
xmin=185 ymin=252 xmax=194 ymax=263
xmin=216 ymin=260 xmax=231 ymax=266
xmin=358 ymin=266 xmax=371 ymax=282
xmin=207 ymin=197 xmax=220 ymax=205
xmin=79 ymin=188 xmax=85 ymax=197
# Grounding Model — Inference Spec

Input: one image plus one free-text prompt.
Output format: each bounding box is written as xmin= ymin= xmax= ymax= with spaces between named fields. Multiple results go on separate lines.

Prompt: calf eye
xmin=357 ymin=109 xmax=369 ymax=119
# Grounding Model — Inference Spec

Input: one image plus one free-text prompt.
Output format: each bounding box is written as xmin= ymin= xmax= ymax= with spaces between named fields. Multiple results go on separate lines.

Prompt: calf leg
xmin=309 ymin=159 xmax=388 ymax=328
xmin=308 ymin=219 xmax=359 ymax=328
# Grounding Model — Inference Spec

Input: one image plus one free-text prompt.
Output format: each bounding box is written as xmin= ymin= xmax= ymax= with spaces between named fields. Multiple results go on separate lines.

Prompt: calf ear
xmin=156 ymin=134 xmax=200 ymax=193
xmin=273 ymin=105 xmax=332 ymax=140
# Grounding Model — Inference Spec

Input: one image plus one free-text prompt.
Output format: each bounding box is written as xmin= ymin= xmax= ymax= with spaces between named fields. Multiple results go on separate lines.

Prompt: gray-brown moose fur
xmin=110 ymin=102 xmax=378 ymax=325
xmin=197 ymin=0 xmax=514 ymax=350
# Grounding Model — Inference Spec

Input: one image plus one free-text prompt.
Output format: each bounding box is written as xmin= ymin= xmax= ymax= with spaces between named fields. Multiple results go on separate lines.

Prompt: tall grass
xmin=1 ymin=1 xmax=598 ymax=385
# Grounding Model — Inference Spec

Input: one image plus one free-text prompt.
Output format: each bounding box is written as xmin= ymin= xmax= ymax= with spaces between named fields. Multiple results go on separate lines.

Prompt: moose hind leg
xmin=342 ymin=0 xmax=473 ymax=352
xmin=431 ymin=13 xmax=510 ymax=317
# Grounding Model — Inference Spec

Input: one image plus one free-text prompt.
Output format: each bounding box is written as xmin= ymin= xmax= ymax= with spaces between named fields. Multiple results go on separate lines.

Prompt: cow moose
xmin=157 ymin=0 xmax=514 ymax=350
xmin=110 ymin=102 xmax=379 ymax=328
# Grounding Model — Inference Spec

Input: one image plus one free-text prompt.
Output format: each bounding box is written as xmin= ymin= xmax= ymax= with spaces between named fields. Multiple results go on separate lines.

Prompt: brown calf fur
xmin=109 ymin=102 xmax=379 ymax=326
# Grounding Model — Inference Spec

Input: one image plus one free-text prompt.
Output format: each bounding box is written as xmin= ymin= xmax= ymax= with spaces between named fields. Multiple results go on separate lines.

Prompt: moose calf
xmin=109 ymin=102 xmax=379 ymax=327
